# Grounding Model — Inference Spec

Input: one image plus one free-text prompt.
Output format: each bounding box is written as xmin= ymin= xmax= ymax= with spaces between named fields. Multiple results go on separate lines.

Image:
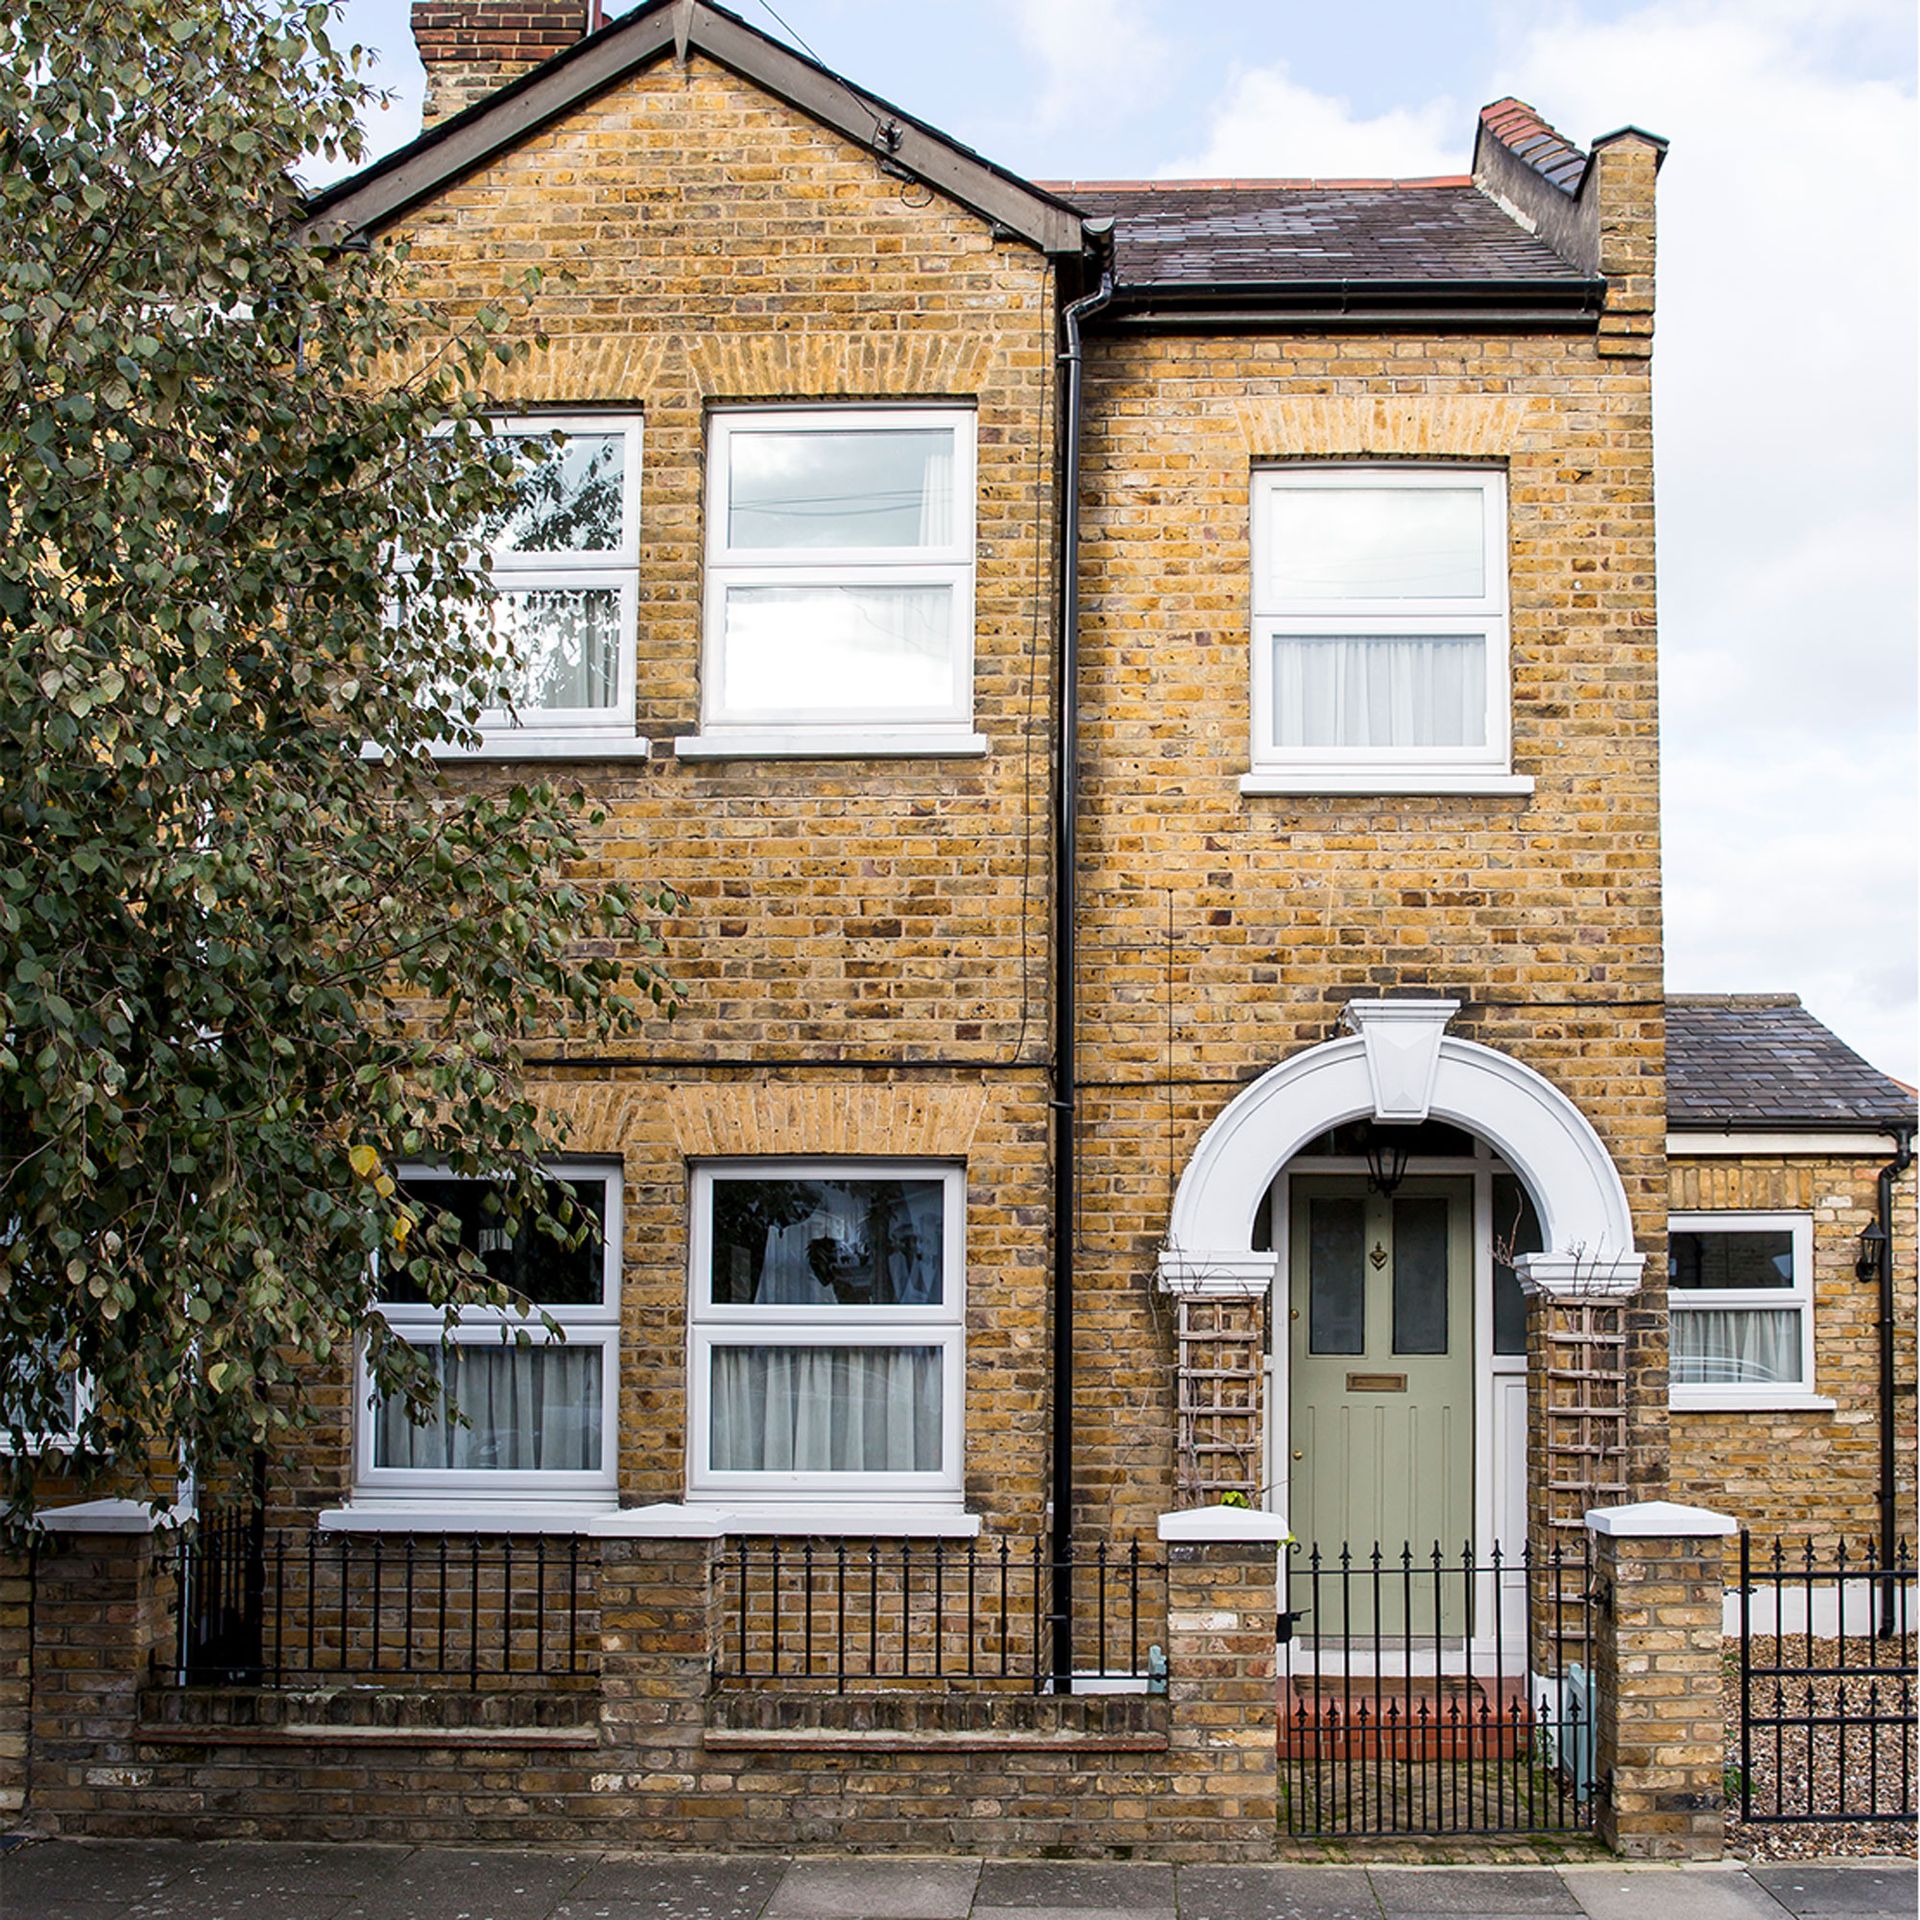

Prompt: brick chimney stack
xmin=412 ymin=0 xmax=599 ymax=127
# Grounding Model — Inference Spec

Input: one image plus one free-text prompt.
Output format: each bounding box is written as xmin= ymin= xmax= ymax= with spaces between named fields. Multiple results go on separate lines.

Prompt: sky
xmin=323 ymin=0 xmax=1920 ymax=1084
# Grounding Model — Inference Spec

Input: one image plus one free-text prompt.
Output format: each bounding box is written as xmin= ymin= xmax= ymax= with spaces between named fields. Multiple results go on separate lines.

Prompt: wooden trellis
xmin=1174 ymin=1295 xmax=1265 ymax=1503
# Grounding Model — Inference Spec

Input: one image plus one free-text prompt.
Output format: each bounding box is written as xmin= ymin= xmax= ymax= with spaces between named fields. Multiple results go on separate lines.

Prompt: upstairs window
xmin=355 ymin=1163 xmax=622 ymax=1505
xmin=687 ymin=408 xmax=979 ymax=755
xmin=1668 ymin=1212 xmax=1816 ymax=1406
xmin=1249 ymin=466 xmax=1512 ymax=790
xmin=469 ymin=414 xmax=642 ymax=753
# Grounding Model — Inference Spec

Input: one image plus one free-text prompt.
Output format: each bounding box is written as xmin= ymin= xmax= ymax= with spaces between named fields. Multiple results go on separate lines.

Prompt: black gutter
xmin=1872 ymin=1122 xmax=1915 ymax=1635
xmin=1094 ymin=275 xmax=1607 ymax=333
xmin=1050 ymin=231 xmax=1114 ymax=1697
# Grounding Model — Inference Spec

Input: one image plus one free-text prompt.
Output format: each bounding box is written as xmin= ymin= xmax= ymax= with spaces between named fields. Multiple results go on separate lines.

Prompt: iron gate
xmin=1736 ymin=1532 xmax=1916 ymax=1828
xmin=1279 ymin=1536 xmax=1595 ymax=1837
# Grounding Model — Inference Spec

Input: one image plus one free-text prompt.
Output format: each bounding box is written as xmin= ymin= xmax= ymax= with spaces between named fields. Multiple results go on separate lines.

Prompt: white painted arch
xmin=1157 ymin=1029 xmax=1645 ymax=1299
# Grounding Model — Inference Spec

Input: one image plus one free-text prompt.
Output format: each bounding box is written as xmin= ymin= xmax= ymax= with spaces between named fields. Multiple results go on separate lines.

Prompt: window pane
xmin=1672 ymin=1309 xmax=1802 ymax=1387
xmin=1309 ymin=1196 xmax=1366 ymax=1355
xmin=1266 ymin=486 xmax=1484 ymax=600
xmin=727 ymin=428 xmax=954 ymax=549
xmin=721 ymin=584 xmax=953 ymax=713
xmin=1492 ymin=1173 xmax=1541 ymax=1356
xmin=1273 ymin=633 xmax=1487 ymax=747
xmin=710 ymin=1178 xmax=945 ymax=1307
xmin=1669 ymin=1230 xmax=1796 ymax=1291
xmin=1392 ymin=1196 xmax=1448 ymax=1354
xmin=373 ymin=1343 xmax=603 ymax=1471
xmin=710 ymin=1345 xmax=942 ymax=1472
xmin=491 ymin=586 xmax=621 ymax=712
xmin=387 ymin=1177 xmax=607 ymax=1307
xmin=488 ymin=432 xmax=626 ymax=554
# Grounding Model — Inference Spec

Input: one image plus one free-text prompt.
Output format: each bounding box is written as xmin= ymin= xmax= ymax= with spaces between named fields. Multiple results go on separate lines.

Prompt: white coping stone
xmin=1157 ymin=1503 xmax=1293 ymax=1543
xmin=1584 ymin=1500 xmax=1740 ymax=1539
xmin=35 ymin=1498 xmax=191 ymax=1535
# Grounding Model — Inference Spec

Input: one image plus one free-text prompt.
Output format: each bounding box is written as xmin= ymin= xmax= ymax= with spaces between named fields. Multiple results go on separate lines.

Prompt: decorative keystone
xmin=1341 ymin=998 xmax=1459 ymax=1122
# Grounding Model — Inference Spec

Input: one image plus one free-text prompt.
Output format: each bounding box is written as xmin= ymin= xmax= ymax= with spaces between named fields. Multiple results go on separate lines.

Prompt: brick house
xmin=3 ymin=0 xmax=1912 ymax=1856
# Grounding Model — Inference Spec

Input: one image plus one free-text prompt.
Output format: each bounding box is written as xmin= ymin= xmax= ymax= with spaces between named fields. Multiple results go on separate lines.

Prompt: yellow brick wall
xmin=1070 ymin=327 xmax=1668 ymax=1543
xmin=1667 ymin=1152 xmax=1918 ymax=1545
xmin=270 ymin=54 xmax=1063 ymax=1532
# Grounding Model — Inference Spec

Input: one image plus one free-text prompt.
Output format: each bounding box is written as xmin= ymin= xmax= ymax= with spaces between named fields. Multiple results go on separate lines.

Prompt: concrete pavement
xmin=0 ymin=1842 xmax=1912 ymax=1920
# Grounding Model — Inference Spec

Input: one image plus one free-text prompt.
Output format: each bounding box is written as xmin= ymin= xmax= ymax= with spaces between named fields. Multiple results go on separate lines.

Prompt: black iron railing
xmin=176 ymin=1513 xmax=598 ymax=1688
xmin=1279 ymin=1536 xmax=1595 ymax=1837
xmin=712 ymin=1535 xmax=1165 ymax=1692
xmin=1736 ymin=1532 xmax=1916 ymax=1826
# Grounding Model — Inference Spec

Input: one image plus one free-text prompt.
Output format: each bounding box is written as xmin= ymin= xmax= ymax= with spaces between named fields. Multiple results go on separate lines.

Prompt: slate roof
xmin=1046 ymin=181 xmax=1590 ymax=290
xmin=1666 ymin=996 xmax=1916 ymax=1132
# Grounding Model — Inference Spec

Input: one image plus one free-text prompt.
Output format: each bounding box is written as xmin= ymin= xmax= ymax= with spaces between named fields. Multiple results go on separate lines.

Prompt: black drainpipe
xmin=1050 ymin=228 xmax=1114 ymax=1695
xmin=1872 ymin=1121 xmax=1914 ymax=1635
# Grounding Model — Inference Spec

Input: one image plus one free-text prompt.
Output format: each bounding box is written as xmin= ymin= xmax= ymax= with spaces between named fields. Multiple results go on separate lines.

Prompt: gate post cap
xmin=33 ymin=1497 xmax=191 ymax=1535
xmin=1157 ymin=1503 xmax=1293 ymax=1543
xmin=1584 ymin=1499 xmax=1738 ymax=1538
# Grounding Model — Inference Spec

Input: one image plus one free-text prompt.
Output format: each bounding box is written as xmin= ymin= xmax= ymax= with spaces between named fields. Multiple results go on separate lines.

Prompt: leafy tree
xmin=0 ymin=0 xmax=679 ymax=1520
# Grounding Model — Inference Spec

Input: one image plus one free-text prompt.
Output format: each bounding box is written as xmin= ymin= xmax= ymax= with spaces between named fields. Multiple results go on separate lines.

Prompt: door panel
xmin=1289 ymin=1176 xmax=1473 ymax=1630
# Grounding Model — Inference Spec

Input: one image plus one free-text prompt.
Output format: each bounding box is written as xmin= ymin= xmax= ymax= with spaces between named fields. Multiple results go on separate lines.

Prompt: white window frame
xmin=352 ymin=1160 xmax=623 ymax=1508
xmin=449 ymin=412 xmax=646 ymax=760
xmin=0 ymin=1367 xmax=89 ymax=1457
xmin=686 ymin=1159 xmax=967 ymax=1518
xmin=1244 ymin=465 xmax=1528 ymax=796
xmin=1668 ymin=1211 xmax=1824 ymax=1411
xmin=680 ymin=407 xmax=984 ymax=758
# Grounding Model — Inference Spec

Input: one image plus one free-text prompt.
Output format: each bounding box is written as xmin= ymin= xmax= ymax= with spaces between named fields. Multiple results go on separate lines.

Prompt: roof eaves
xmin=303 ymin=0 xmax=1089 ymax=255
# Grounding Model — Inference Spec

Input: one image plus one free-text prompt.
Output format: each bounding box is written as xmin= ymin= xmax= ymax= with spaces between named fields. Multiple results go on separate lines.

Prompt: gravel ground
xmin=1725 ymin=1636 xmax=1917 ymax=1861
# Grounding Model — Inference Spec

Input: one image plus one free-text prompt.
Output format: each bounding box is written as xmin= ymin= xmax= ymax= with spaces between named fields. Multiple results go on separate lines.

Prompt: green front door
xmin=1287 ymin=1175 xmax=1473 ymax=1590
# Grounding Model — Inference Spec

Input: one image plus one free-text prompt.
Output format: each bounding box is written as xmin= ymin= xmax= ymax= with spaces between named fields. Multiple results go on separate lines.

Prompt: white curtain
xmin=917 ymin=438 xmax=954 ymax=547
xmin=497 ymin=586 xmax=619 ymax=712
xmin=375 ymin=1343 xmax=602 ymax=1472
xmin=711 ymin=1345 xmax=941 ymax=1472
xmin=748 ymin=1184 xmax=943 ymax=1306
xmin=1671 ymin=1309 xmax=1801 ymax=1387
xmin=1273 ymin=633 xmax=1485 ymax=748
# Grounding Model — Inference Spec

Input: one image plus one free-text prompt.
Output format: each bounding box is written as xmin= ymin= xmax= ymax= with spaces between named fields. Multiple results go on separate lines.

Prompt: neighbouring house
xmin=2 ymin=0 xmax=1911 ymax=1861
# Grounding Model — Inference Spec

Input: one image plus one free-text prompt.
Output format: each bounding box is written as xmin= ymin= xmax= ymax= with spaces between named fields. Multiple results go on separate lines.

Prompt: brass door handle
xmin=1292 ymin=1450 xmax=1304 ymax=1461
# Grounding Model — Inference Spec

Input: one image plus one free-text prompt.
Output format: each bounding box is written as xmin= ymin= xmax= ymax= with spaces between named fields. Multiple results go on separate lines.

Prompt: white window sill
xmin=685 ymin=1504 xmax=983 ymax=1538
xmin=1240 ymin=771 xmax=1536 ymax=797
xmin=674 ymin=730 xmax=988 ymax=761
xmin=436 ymin=732 xmax=652 ymax=762
xmin=320 ymin=1503 xmax=619 ymax=1534
xmin=1669 ymin=1392 xmax=1836 ymax=1414
xmin=362 ymin=734 xmax=652 ymax=763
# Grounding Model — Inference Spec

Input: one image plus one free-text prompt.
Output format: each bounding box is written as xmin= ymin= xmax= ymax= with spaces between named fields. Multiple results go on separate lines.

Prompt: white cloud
xmin=1001 ymin=0 xmax=1173 ymax=130
xmin=1486 ymin=2 xmax=1918 ymax=1078
xmin=1160 ymin=64 xmax=1461 ymax=178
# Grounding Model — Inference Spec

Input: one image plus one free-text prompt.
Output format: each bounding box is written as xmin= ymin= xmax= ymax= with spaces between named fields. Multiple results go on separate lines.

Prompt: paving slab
xmin=1562 ymin=1865 xmax=1794 ymax=1920
xmin=974 ymin=1862 xmax=1175 ymax=1912
xmin=561 ymin=1854 xmax=787 ymax=1919
xmin=765 ymin=1858 xmax=982 ymax=1919
xmin=1368 ymin=1867 xmax=1582 ymax=1914
xmin=1176 ymin=1863 xmax=1382 ymax=1920
xmin=973 ymin=1909 xmax=1178 ymax=1920
xmin=1745 ymin=1865 xmax=1919 ymax=1917
xmin=0 ymin=1840 xmax=197 ymax=1907
xmin=335 ymin=1848 xmax=599 ymax=1920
